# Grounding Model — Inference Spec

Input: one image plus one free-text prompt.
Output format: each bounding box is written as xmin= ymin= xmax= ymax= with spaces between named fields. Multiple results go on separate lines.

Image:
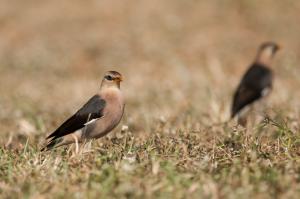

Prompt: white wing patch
xmin=84 ymin=118 xmax=100 ymax=126
xmin=84 ymin=113 xmax=103 ymax=126
xmin=261 ymin=87 xmax=271 ymax=97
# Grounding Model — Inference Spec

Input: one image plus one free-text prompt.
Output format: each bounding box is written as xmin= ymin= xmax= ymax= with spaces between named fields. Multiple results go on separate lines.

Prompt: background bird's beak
xmin=276 ymin=44 xmax=282 ymax=51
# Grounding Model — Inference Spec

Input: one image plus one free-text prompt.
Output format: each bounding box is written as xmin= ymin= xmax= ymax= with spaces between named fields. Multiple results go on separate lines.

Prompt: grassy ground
xmin=1 ymin=1 xmax=300 ymax=198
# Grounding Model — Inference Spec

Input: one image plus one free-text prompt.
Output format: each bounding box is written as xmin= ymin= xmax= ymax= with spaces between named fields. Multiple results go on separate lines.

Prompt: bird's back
xmin=240 ymin=63 xmax=273 ymax=90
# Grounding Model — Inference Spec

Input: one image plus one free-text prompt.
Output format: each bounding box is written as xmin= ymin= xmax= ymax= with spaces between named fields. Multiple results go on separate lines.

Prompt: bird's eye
xmin=105 ymin=75 xmax=113 ymax=81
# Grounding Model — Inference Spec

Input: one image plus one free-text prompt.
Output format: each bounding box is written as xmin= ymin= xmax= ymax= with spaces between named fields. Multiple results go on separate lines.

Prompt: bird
xmin=41 ymin=71 xmax=125 ymax=151
xmin=231 ymin=42 xmax=280 ymax=126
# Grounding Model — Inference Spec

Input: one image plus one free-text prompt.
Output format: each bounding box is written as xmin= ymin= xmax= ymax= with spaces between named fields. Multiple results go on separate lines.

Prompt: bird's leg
xmin=79 ymin=138 xmax=90 ymax=153
xmin=71 ymin=133 xmax=79 ymax=154
xmin=238 ymin=115 xmax=248 ymax=127
xmin=237 ymin=106 xmax=251 ymax=127
xmin=248 ymin=104 xmax=256 ymax=128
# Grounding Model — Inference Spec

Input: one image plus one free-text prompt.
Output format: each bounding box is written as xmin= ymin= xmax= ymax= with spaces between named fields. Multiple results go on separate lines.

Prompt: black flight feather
xmin=46 ymin=95 xmax=106 ymax=140
xmin=231 ymin=63 xmax=273 ymax=118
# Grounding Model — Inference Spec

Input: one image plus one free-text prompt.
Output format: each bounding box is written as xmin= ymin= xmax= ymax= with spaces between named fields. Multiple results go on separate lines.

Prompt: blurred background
xmin=1 ymin=0 xmax=300 ymax=146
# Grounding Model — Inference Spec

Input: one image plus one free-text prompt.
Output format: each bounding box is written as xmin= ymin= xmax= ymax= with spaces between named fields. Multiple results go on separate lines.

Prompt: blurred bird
xmin=42 ymin=71 xmax=125 ymax=151
xmin=231 ymin=42 xmax=280 ymax=126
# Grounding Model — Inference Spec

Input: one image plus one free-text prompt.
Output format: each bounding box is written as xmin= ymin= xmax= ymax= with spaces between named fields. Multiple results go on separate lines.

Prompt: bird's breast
xmin=102 ymin=89 xmax=124 ymax=115
xmin=86 ymin=88 xmax=124 ymax=139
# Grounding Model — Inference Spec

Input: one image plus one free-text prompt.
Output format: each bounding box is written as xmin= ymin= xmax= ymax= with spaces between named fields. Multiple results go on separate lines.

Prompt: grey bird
xmin=231 ymin=42 xmax=280 ymax=125
xmin=42 ymin=71 xmax=125 ymax=151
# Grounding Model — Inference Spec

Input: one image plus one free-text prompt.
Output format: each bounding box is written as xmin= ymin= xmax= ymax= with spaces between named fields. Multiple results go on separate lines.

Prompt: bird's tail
xmin=231 ymin=106 xmax=238 ymax=119
xmin=41 ymin=137 xmax=63 ymax=151
xmin=41 ymin=132 xmax=82 ymax=151
xmin=230 ymin=112 xmax=236 ymax=119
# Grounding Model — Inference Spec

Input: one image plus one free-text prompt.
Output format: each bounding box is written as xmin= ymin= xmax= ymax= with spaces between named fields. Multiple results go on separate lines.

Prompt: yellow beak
xmin=115 ymin=76 xmax=123 ymax=82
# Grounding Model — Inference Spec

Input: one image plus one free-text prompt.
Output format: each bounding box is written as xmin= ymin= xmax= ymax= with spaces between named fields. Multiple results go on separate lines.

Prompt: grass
xmin=1 ymin=118 xmax=300 ymax=198
xmin=1 ymin=0 xmax=300 ymax=198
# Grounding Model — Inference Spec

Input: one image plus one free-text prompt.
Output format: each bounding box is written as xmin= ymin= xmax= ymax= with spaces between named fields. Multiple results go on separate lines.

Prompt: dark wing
xmin=231 ymin=63 xmax=272 ymax=118
xmin=46 ymin=95 xmax=106 ymax=140
xmin=231 ymin=85 xmax=262 ymax=118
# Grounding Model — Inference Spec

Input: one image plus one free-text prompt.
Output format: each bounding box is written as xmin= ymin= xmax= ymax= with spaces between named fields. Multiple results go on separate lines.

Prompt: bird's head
xmin=101 ymin=71 xmax=123 ymax=89
xmin=256 ymin=42 xmax=281 ymax=65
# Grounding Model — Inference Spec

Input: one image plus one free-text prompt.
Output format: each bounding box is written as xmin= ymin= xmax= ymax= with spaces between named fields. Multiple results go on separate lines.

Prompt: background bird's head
xmin=256 ymin=41 xmax=281 ymax=65
xmin=101 ymin=71 xmax=123 ymax=89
